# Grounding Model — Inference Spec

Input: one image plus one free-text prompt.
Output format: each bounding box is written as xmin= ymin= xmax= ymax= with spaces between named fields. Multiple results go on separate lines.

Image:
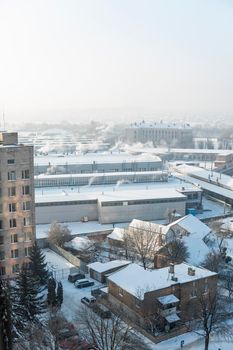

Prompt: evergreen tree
xmin=56 ymin=282 xmax=63 ymax=308
xmin=47 ymin=277 xmax=57 ymax=307
xmin=0 ymin=278 xmax=12 ymax=350
xmin=29 ymin=242 xmax=49 ymax=286
xmin=12 ymin=264 xmax=45 ymax=332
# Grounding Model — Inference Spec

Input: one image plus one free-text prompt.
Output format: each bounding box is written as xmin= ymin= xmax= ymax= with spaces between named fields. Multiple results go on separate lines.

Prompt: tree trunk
xmin=204 ymin=334 xmax=209 ymax=350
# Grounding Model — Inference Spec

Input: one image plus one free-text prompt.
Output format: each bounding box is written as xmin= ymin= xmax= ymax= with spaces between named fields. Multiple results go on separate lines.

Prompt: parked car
xmin=68 ymin=272 xmax=85 ymax=283
xmin=81 ymin=296 xmax=96 ymax=306
xmin=75 ymin=279 xmax=95 ymax=289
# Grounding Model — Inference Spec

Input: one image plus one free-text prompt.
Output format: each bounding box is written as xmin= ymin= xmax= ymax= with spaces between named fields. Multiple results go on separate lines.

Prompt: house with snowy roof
xmin=108 ymin=215 xmax=211 ymax=266
xmin=106 ymin=262 xmax=217 ymax=333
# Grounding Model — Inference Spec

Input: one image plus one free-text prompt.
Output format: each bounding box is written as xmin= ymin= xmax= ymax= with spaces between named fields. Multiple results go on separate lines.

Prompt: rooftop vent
xmin=169 ymin=263 xmax=175 ymax=274
xmin=188 ymin=267 xmax=196 ymax=276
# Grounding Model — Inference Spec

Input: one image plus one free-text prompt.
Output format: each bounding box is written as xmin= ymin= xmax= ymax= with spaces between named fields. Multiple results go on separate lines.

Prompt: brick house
xmin=107 ymin=263 xmax=217 ymax=333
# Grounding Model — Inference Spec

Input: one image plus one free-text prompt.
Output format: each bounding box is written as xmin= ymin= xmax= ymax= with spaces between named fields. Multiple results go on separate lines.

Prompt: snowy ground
xmin=43 ymin=248 xmax=104 ymax=322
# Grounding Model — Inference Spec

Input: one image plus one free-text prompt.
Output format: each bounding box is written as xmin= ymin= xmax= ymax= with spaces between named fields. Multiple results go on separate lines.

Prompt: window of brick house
xmin=8 ymin=171 xmax=16 ymax=181
xmin=0 ymin=266 xmax=6 ymax=275
xmin=22 ymin=169 xmax=30 ymax=179
xmin=190 ymin=282 xmax=197 ymax=298
xmin=12 ymin=264 xmax=20 ymax=273
xmin=11 ymin=249 xmax=19 ymax=258
xmin=8 ymin=187 xmax=16 ymax=197
xmin=22 ymin=201 xmax=31 ymax=211
xmin=22 ymin=185 xmax=30 ymax=195
xmin=9 ymin=218 xmax=17 ymax=228
xmin=24 ymin=232 xmax=32 ymax=241
xmin=11 ymin=234 xmax=18 ymax=243
xmin=9 ymin=203 xmax=16 ymax=212
xmin=119 ymin=287 xmax=124 ymax=297
xmin=24 ymin=247 xmax=32 ymax=257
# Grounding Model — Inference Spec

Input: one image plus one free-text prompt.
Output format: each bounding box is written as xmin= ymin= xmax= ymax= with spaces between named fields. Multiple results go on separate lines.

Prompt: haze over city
xmin=0 ymin=0 xmax=233 ymax=124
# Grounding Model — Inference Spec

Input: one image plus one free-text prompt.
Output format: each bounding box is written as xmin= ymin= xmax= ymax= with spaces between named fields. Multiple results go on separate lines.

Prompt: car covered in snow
xmin=81 ymin=296 xmax=97 ymax=306
xmin=74 ymin=279 xmax=95 ymax=288
xmin=68 ymin=272 xmax=85 ymax=283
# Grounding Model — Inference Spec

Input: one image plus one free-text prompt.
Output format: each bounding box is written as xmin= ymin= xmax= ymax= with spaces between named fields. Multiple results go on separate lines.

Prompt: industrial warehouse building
xmin=34 ymin=170 xmax=168 ymax=187
xmin=34 ymin=152 xmax=163 ymax=175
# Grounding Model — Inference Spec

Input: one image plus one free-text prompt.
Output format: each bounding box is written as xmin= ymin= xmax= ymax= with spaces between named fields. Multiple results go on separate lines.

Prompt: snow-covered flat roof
xmin=176 ymin=164 xmax=233 ymax=191
xmin=87 ymin=260 xmax=131 ymax=273
xmin=175 ymin=172 xmax=233 ymax=201
xmin=36 ymin=220 xmax=121 ymax=239
xmin=108 ymin=263 xmax=217 ymax=297
xmin=34 ymin=152 xmax=161 ymax=166
xmin=35 ymin=170 xmax=166 ymax=180
xmin=35 ymin=186 xmax=186 ymax=204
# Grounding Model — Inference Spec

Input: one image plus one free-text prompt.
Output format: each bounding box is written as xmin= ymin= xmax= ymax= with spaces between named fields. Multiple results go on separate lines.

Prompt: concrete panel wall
xmin=35 ymin=203 xmax=98 ymax=224
xmin=98 ymin=201 xmax=186 ymax=224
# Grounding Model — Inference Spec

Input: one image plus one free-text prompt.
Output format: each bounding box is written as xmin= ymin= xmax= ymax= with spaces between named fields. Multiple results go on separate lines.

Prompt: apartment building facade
xmin=0 ymin=132 xmax=35 ymax=277
xmin=125 ymin=121 xmax=193 ymax=147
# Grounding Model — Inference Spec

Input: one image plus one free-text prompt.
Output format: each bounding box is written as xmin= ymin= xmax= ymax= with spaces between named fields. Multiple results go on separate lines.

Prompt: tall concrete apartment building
xmin=125 ymin=121 xmax=193 ymax=147
xmin=0 ymin=132 xmax=35 ymax=277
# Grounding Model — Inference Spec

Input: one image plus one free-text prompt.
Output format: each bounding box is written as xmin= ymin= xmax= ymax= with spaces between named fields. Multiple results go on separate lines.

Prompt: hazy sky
xmin=0 ymin=0 xmax=233 ymax=124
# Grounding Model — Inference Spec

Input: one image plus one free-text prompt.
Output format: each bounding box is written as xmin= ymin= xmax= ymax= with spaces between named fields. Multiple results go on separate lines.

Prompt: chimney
xmin=169 ymin=263 xmax=175 ymax=274
xmin=188 ymin=267 xmax=195 ymax=276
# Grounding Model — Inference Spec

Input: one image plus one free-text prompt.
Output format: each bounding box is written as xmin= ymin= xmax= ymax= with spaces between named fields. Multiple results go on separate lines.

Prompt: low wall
xmin=49 ymin=243 xmax=88 ymax=273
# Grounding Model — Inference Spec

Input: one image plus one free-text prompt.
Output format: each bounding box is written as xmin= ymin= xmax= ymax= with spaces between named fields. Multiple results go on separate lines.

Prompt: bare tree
xmin=77 ymin=304 xmax=150 ymax=350
xmin=163 ymin=238 xmax=189 ymax=264
xmin=188 ymin=289 xmax=232 ymax=350
xmin=221 ymin=272 xmax=233 ymax=300
xmin=47 ymin=221 xmax=71 ymax=247
xmin=209 ymin=220 xmax=229 ymax=254
xmin=124 ymin=222 xmax=161 ymax=269
xmin=202 ymin=251 xmax=223 ymax=273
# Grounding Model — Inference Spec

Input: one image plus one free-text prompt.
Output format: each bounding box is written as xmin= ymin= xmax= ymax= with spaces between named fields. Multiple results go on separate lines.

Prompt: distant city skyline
xmin=0 ymin=0 xmax=233 ymax=124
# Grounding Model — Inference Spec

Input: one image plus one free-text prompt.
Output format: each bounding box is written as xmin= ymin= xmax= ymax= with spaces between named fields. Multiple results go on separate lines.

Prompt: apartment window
xmin=9 ymin=203 xmax=16 ymax=212
xmin=0 ymin=204 xmax=2 ymax=213
xmin=8 ymin=187 xmax=16 ymax=197
xmin=12 ymin=264 xmax=20 ymax=273
xmin=190 ymin=282 xmax=197 ymax=298
xmin=0 ymin=220 xmax=3 ymax=230
xmin=24 ymin=247 xmax=32 ymax=257
xmin=7 ymin=159 xmax=15 ymax=165
xmin=0 ymin=236 xmax=3 ymax=244
xmin=0 ymin=250 xmax=5 ymax=260
xmin=9 ymin=218 xmax=17 ymax=228
xmin=22 ymin=201 xmax=31 ymax=211
xmin=119 ymin=287 xmax=124 ymax=297
xmin=11 ymin=249 xmax=19 ymax=258
xmin=22 ymin=169 xmax=30 ymax=179
xmin=8 ymin=171 xmax=16 ymax=181
xmin=23 ymin=217 xmax=31 ymax=226
xmin=11 ymin=234 xmax=18 ymax=243
xmin=22 ymin=185 xmax=30 ymax=195
xmin=0 ymin=266 xmax=6 ymax=276
xmin=24 ymin=232 xmax=32 ymax=241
